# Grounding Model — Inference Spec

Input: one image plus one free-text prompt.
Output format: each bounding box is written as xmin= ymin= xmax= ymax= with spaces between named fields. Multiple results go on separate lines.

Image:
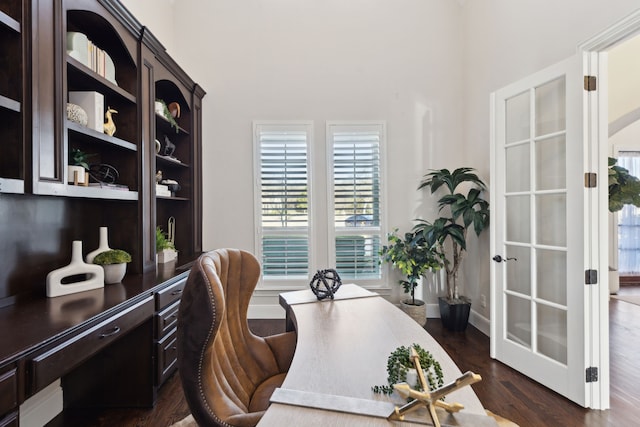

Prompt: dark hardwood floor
xmin=51 ymin=286 xmax=640 ymax=427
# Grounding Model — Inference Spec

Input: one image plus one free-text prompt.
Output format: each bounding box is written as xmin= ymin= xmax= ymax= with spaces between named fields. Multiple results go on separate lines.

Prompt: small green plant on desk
xmin=92 ymin=249 xmax=132 ymax=265
xmin=372 ymin=344 xmax=444 ymax=396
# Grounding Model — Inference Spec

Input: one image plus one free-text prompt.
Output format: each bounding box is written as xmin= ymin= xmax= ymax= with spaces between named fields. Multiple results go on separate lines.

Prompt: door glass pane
xmin=506 ymin=195 xmax=530 ymax=243
xmin=535 ymin=135 xmax=566 ymax=190
xmin=506 ymin=91 xmax=530 ymax=143
xmin=537 ymin=249 xmax=567 ymax=305
xmin=506 ymin=143 xmax=530 ymax=193
xmin=506 ymin=245 xmax=531 ymax=295
xmin=536 ymin=194 xmax=566 ymax=246
xmin=537 ymin=304 xmax=567 ymax=365
xmin=506 ymin=295 xmax=531 ymax=349
xmin=535 ymin=77 xmax=566 ymax=136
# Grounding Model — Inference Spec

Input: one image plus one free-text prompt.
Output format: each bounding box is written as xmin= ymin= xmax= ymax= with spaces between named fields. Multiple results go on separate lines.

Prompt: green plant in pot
xmin=414 ymin=167 xmax=489 ymax=332
xmin=68 ymin=148 xmax=94 ymax=185
xmin=372 ymin=344 xmax=444 ymax=396
xmin=156 ymin=226 xmax=177 ymax=264
xmin=93 ymin=249 xmax=131 ymax=284
xmin=380 ymin=228 xmax=441 ymax=326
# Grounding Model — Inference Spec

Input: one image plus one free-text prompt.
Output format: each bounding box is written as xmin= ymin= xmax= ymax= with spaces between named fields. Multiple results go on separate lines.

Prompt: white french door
xmin=490 ymin=54 xmax=604 ymax=408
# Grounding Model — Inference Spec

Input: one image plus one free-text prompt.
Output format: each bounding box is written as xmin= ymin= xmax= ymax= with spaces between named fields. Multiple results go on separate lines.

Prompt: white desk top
xmin=259 ymin=285 xmax=495 ymax=426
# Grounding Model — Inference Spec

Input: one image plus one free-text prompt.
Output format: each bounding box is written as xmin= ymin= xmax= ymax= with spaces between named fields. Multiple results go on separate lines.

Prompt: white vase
xmin=46 ymin=241 xmax=104 ymax=297
xmin=86 ymin=227 xmax=111 ymax=264
xmin=102 ymin=263 xmax=127 ymax=284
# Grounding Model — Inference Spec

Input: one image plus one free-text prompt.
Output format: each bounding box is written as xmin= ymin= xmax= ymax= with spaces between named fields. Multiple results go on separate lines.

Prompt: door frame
xmin=577 ymin=10 xmax=640 ymax=409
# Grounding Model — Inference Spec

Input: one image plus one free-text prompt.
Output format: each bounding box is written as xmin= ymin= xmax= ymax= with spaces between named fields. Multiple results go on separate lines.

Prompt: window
xmin=617 ymin=152 xmax=640 ymax=275
xmin=254 ymin=121 xmax=385 ymax=287
xmin=328 ymin=123 xmax=385 ymax=281
xmin=254 ymin=122 xmax=312 ymax=280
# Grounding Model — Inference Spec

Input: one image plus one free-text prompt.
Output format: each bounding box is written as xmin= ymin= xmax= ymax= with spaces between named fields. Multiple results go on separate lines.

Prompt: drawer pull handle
xmin=171 ymin=289 xmax=183 ymax=296
xmin=99 ymin=326 xmax=121 ymax=338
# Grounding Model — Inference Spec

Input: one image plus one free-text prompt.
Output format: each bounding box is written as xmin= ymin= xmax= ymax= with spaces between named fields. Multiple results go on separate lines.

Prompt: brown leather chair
xmin=177 ymin=249 xmax=297 ymax=427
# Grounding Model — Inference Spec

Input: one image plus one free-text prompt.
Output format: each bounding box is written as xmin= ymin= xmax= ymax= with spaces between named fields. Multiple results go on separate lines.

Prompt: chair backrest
xmin=177 ymin=249 xmax=283 ymax=427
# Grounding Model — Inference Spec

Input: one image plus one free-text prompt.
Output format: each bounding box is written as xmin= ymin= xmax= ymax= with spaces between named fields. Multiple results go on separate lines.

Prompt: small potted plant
xmin=414 ymin=167 xmax=489 ymax=331
xmin=372 ymin=344 xmax=444 ymax=395
xmin=93 ymin=249 xmax=131 ymax=284
xmin=154 ymin=99 xmax=180 ymax=133
xmin=68 ymin=148 xmax=93 ymax=185
xmin=156 ymin=226 xmax=177 ymax=264
xmin=380 ymin=228 xmax=442 ymax=325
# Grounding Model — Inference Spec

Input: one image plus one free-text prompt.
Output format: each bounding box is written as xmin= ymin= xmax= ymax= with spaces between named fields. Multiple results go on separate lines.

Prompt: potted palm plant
xmin=380 ymin=228 xmax=442 ymax=326
xmin=414 ymin=167 xmax=489 ymax=331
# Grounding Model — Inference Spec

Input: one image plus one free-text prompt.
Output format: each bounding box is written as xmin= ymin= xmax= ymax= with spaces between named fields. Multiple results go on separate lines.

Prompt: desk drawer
xmin=155 ymin=327 xmax=178 ymax=385
xmin=30 ymin=296 xmax=153 ymax=393
xmin=0 ymin=368 xmax=17 ymax=417
xmin=155 ymin=278 xmax=186 ymax=310
xmin=155 ymin=300 xmax=180 ymax=338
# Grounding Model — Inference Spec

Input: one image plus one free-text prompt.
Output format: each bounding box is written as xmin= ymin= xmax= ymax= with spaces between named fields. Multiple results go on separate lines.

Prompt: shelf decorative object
xmin=66 ymin=103 xmax=88 ymax=126
xmin=93 ymin=249 xmax=132 ymax=284
xmin=104 ymin=107 xmax=117 ymax=136
xmin=85 ymin=227 xmax=111 ymax=264
xmin=46 ymin=241 xmax=105 ymax=297
xmin=155 ymin=99 xmax=180 ymax=132
xmin=156 ymin=225 xmax=177 ymax=264
xmin=68 ymin=148 xmax=93 ymax=186
xmin=309 ymin=269 xmax=342 ymax=300
xmin=69 ymin=91 xmax=104 ymax=132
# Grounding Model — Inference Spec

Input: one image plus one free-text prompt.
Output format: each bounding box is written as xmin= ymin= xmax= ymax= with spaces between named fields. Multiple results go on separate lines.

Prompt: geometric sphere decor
xmin=309 ymin=269 xmax=342 ymax=301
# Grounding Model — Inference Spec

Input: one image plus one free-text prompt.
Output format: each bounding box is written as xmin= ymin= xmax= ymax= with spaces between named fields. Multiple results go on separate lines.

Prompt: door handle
xmin=492 ymin=255 xmax=517 ymax=263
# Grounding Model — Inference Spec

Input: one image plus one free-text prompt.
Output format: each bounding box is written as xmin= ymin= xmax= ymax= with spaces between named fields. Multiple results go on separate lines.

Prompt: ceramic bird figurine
xmin=104 ymin=107 xmax=118 ymax=136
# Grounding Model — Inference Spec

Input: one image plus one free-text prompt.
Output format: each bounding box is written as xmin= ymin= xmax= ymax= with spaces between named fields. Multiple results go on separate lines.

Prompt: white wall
xmin=170 ymin=0 xmax=466 ymax=312
xmin=118 ymin=0 xmax=640 ymax=320
xmin=460 ymin=0 xmax=640 ymax=321
xmin=609 ymin=34 xmax=640 ymax=123
xmin=120 ymin=0 xmax=176 ymax=54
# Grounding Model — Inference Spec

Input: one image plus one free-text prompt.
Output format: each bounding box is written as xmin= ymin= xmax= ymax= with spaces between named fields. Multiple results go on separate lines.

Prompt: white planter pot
xmin=157 ymin=248 xmax=177 ymax=264
xmin=102 ymin=263 xmax=127 ymax=284
xmin=68 ymin=165 xmax=87 ymax=184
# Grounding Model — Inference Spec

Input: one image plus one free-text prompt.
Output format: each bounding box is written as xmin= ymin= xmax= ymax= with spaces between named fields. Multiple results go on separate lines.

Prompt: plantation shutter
xmin=330 ymin=124 xmax=383 ymax=279
xmin=257 ymin=125 xmax=310 ymax=278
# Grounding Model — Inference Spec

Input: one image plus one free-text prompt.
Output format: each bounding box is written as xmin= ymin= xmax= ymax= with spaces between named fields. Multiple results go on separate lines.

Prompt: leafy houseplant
xmin=68 ymin=148 xmax=94 ymax=185
xmin=608 ymin=157 xmax=640 ymax=212
xmin=156 ymin=226 xmax=177 ymax=264
xmin=380 ymin=229 xmax=441 ymax=325
xmin=93 ymin=249 xmax=131 ymax=284
xmin=372 ymin=344 xmax=444 ymax=396
xmin=414 ymin=167 xmax=489 ymax=331
xmin=380 ymin=229 xmax=441 ymax=305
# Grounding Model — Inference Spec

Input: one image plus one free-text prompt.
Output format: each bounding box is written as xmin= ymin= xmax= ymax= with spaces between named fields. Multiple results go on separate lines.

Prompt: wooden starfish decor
xmin=388 ymin=347 xmax=482 ymax=427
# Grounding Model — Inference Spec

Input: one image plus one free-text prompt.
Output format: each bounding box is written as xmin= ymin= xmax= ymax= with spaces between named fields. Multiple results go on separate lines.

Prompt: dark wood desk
xmin=0 ymin=260 xmax=196 ymax=425
xmin=259 ymin=284 xmax=497 ymax=426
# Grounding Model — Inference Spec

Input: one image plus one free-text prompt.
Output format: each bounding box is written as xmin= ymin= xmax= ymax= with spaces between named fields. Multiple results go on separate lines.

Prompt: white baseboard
xmin=469 ymin=308 xmax=490 ymax=336
xmin=19 ymin=379 xmax=63 ymax=427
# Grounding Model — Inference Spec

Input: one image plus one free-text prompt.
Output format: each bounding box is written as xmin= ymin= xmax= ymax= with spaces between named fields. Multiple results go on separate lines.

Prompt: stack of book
xmin=156 ymin=183 xmax=171 ymax=197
